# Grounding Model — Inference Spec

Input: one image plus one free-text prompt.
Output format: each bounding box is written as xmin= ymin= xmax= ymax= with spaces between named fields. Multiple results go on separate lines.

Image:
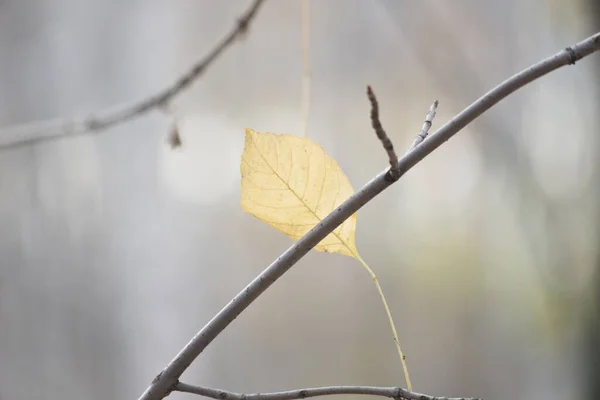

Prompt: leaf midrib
xmin=250 ymin=132 xmax=358 ymax=257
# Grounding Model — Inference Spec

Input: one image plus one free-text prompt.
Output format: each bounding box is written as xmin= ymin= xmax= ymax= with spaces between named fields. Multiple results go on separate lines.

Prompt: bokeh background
xmin=1 ymin=1 xmax=600 ymax=399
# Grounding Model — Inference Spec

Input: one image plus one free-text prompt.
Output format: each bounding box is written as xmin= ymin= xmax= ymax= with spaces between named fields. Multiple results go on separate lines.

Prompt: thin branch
xmin=0 ymin=0 xmax=266 ymax=151
xmin=138 ymin=32 xmax=600 ymax=400
xmin=407 ymin=100 xmax=438 ymax=152
xmin=367 ymin=86 xmax=400 ymax=180
xmin=174 ymin=382 xmax=480 ymax=400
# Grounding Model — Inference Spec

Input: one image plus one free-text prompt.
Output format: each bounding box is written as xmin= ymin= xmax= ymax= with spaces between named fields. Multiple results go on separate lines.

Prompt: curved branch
xmin=174 ymin=382 xmax=479 ymax=400
xmin=0 ymin=0 xmax=266 ymax=150
xmin=138 ymin=32 xmax=600 ymax=400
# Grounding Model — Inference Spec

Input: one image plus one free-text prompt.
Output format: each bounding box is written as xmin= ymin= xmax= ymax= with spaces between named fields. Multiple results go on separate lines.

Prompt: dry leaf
xmin=240 ymin=128 xmax=359 ymax=259
xmin=167 ymin=124 xmax=182 ymax=149
xmin=240 ymin=128 xmax=412 ymax=389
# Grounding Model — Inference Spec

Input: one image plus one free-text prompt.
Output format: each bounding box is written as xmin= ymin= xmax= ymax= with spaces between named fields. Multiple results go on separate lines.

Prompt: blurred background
xmin=1 ymin=0 xmax=599 ymax=399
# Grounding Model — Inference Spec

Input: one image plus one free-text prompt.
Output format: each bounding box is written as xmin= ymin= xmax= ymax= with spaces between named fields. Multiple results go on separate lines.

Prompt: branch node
xmin=236 ymin=0 xmax=263 ymax=40
xmin=367 ymin=85 xmax=400 ymax=181
xmin=151 ymin=371 xmax=164 ymax=384
xmin=384 ymin=170 xmax=398 ymax=183
xmin=84 ymin=116 xmax=102 ymax=132
xmin=165 ymin=379 xmax=179 ymax=397
xmin=564 ymin=46 xmax=582 ymax=64
xmin=237 ymin=17 xmax=249 ymax=33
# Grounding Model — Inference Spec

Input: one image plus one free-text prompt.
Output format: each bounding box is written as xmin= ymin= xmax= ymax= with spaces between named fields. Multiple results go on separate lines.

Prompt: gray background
xmin=1 ymin=1 xmax=599 ymax=399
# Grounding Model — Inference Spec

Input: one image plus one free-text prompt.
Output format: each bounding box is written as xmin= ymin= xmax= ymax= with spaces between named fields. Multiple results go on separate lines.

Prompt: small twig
xmin=174 ymin=382 xmax=480 ymax=400
xmin=407 ymin=100 xmax=438 ymax=153
xmin=367 ymin=86 xmax=400 ymax=181
xmin=138 ymin=32 xmax=600 ymax=400
xmin=0 ymin=0 xmax=266 ymax=150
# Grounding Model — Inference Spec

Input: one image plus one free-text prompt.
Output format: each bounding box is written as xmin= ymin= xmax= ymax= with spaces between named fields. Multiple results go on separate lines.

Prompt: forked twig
xmin=138 ymin=32 xmax=600 ymax=400
xmin=0 ymin=0 xmax=266 ymax=150
xmin=367 ymin=85 xmax=401 ymax=180
xmin=174 ymin=382 xmax=480 ymax=400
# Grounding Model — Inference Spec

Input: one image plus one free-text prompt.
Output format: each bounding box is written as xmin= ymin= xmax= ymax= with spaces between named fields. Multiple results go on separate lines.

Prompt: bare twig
xmin=407 ymin=100 xmax=438 ymax=152
xmin=138 ymin=32 xmax=600 ymax=400
xmin=367 ymin=85 xmax=400 ymax=180
xmin=174 ymin=382 xmax=480 ymax=400
xmin=0 ymin=0 xmax=266 ymax=151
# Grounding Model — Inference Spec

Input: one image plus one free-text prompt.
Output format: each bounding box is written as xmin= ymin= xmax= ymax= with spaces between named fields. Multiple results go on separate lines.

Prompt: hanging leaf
xmin=240 ymin=128 xmax=412 ymax=390
xmin=240 ymin=128 xmax=359 ymax=259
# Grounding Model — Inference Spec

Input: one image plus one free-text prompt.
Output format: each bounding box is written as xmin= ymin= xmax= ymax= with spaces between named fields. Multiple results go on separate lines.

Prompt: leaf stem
xmin=356 ymin=255 xmax=412 ymax=391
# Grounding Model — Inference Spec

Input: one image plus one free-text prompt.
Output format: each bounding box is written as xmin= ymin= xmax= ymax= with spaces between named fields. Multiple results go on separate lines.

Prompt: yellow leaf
xmin=240 ymin=128 xmax=413 ymax=390
xmin=240 ymin=128 xmax=359 ymax=259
